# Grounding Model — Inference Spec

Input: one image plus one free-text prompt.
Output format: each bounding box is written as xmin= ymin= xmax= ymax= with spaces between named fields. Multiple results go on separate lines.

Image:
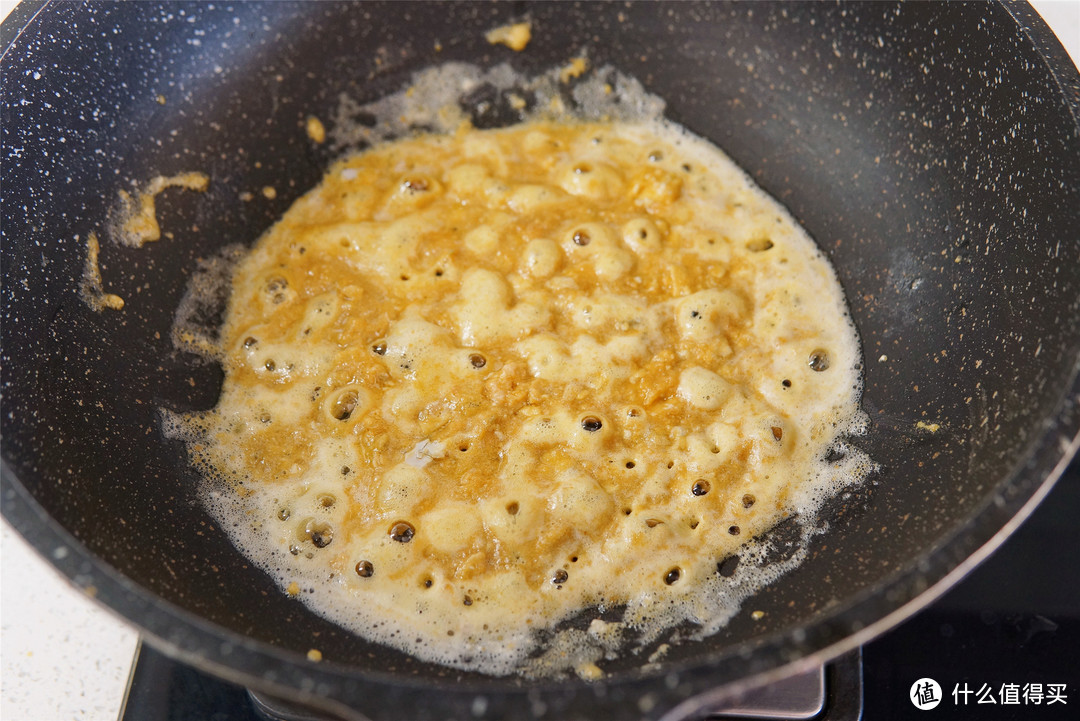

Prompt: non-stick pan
xmin=2 ymin=2 xmax=1078 ymax=719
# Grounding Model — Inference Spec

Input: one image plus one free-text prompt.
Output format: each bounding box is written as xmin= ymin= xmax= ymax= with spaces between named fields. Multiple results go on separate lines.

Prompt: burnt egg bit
xmin=171 ymin=114 xmax=873 ymax=680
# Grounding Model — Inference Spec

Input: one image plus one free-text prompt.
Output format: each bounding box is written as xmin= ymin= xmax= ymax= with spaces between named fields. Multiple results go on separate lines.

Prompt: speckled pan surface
xmin=1 ymin=2 xmax=1078 ymax=720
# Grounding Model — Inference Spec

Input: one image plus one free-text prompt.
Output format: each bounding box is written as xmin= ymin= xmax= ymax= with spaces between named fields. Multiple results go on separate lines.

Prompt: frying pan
xmin=2 ymin=2 xmax=1079 ymax=719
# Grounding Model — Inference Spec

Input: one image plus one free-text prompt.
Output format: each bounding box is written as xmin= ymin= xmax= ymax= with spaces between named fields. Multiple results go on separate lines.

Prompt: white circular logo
xmin=910 ymin=678 xmax=942 ymax=710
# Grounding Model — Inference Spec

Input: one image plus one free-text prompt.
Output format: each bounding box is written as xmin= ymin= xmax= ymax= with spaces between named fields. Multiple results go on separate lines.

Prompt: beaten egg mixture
xmin=178 ymin=119 xmax=868 ymax=676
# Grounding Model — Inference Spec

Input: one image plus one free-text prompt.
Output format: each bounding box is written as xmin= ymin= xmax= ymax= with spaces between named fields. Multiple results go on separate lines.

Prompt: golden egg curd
xmin=175 ymin=119 xmax=871 ymax=677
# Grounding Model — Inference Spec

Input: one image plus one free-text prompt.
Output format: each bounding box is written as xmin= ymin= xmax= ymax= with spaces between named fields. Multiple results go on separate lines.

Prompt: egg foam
xmin=167 ymin=115 xmax=873 ymax=678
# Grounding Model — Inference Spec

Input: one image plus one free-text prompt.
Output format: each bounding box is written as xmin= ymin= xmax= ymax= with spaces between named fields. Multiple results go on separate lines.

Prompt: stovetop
xmin=119 ymin=459 xmax=1079 ymax=721
xmin=859 ymin=456 xmax=1079 ymax=720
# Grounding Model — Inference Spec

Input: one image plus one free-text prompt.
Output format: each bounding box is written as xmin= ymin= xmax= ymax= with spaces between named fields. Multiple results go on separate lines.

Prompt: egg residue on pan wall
xmin=165 ymin=63 xmax=874 ymax=679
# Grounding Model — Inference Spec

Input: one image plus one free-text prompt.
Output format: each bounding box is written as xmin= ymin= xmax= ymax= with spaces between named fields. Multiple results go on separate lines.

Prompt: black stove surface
xmin=121 ymin=459 xmax=1079 ymax=721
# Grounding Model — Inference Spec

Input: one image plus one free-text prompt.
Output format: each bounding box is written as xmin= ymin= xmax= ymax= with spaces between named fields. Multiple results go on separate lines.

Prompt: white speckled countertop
xmin=0 ymin=2 xmax=1076 ymax=720
xmin=1 ymin=523 xmax=139 ymax=721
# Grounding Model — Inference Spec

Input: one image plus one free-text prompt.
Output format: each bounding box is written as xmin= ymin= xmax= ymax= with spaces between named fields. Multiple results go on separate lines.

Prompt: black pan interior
xmin=2 ymin=0 xmax=1079 ymax=715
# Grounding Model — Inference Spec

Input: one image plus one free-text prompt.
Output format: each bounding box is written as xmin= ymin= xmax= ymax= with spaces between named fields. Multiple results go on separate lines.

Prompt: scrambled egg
xmin=177 ymin=119 xmax=869 ymax=676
